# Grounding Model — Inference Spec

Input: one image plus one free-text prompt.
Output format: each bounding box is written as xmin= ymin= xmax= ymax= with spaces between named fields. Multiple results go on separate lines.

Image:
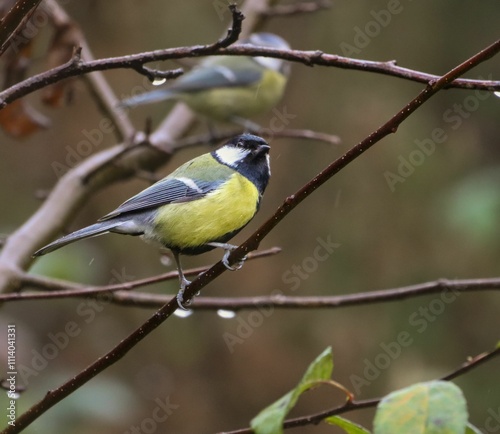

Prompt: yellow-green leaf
xmin=325 ymin=415 xmax=371 ymax=433
xmin=374 ymin=381 xmax=467 ymax=434
xmin=250 ymin=347 xmax=333 ymax=434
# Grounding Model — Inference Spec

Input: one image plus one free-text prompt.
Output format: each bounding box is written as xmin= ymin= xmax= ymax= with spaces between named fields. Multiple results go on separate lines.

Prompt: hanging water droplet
xmin=174 ymin=309 xmax=193 ymax=318
xmin=494 ymin=91 xmax=500 ymax=98
xmin=152 ymin=77 xmax=167 ymax=86
xmin=160 ymin=254 xmax=172 ymax=267
xmin=217 ymin=309 xmax=236 ymax=319
xmin=9 ymin=392 xmax=21 ymax=400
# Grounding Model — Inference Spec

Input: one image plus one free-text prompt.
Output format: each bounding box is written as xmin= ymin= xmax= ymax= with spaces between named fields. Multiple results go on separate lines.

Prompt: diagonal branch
xmin=3 ymin=37 xmax=498 ymax=434
xmin=0 ymin=0 xmax=43 ymax=56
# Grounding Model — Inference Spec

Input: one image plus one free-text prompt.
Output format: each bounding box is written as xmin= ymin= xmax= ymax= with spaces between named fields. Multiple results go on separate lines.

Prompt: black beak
xmin=256 ymin=144 xmax=271 ymax=156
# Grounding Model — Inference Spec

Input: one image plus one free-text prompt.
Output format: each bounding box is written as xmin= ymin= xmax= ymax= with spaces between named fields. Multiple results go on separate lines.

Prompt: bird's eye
xmin=236 ymin=141 xmax=244 ymax=148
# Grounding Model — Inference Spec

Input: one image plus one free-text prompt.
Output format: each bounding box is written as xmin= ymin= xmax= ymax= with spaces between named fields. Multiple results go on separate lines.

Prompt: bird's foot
xmin=222 ymin=249 xmax=246 ymax=271
xmin=207 ymin=242 xmax=247 ymax=271
xmin=176 ymin=277 xmax=192 ymax=310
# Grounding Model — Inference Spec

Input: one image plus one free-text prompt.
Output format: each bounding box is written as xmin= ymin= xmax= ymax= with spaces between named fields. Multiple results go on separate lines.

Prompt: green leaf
xmin=465 ymin=423 xmax=483 ymax=434
xmin=374 ymin=381 xmax=468 ymax=434
xmin=325 ymin=415 xmax=371 ymax=433
xmin=250 ymin=347 xmax=333 ymax=434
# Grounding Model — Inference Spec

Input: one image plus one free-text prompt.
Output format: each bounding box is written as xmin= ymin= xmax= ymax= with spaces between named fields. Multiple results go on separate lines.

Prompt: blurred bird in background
xmin=120 ymin=33 xmax=290 ymax=129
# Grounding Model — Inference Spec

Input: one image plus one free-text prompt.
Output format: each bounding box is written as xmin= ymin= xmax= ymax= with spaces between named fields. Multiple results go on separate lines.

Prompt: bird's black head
xmin=214 ymin=134 xmax=271 ymax=195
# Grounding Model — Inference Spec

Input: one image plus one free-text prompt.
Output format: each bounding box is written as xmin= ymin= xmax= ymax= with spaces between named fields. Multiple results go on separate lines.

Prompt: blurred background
xmin=1 ymin=0 xmax=499 ymax=432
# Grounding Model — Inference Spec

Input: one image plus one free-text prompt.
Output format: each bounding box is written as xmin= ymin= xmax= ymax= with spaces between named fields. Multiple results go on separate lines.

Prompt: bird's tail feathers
xmin=119 ymin=89 xmax=175 ymax=109
xmin=33 ymin=220 xmax=124 ymax=257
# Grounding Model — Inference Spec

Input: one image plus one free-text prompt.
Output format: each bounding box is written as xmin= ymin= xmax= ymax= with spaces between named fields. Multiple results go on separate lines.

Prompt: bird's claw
xmin=222 ymin=249 xmax=247 ymax=271
xmin=176 ymin=278 xmax=192 ymax=310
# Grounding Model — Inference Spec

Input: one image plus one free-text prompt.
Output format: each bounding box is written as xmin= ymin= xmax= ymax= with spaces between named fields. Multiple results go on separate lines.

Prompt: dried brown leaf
xmin=0 ymin=99 xmax=50 ymax=138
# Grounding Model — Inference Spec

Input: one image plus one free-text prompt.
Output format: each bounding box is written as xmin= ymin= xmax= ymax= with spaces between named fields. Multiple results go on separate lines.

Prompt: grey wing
xmin=171 ymin=65 xmax=262 ymax=93
xmin=100 ymin=177 xmax=223 ymax=220
xmin=119 ymin=88 xmax=175 ymax=108
xmin=119 ymin=62 xmax=262 ymax=107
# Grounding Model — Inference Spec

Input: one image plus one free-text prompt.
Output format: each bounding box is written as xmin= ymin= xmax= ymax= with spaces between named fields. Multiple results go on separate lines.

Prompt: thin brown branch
xmin=134 ymin=65 xmax=184 ymax=81
xmin=263 ymin=0 xmax=332 ymax=17
xmin=441 ymin=347 xmax=500 ymax=382
xmin=166 ymin=127 xmax=341 ymax=154
xmin=5 ymin=274 xmax=498 ymax=309
xmin=0 ymin=247 xmax=281 ymax=302
xmin=0 ymin=0 xmax=43 ymax=56
xmin=0 ymin=271 xmax=496 ymax=307
xmin=267 ymin=128 xmax=341 ymax=145
xmin=0 ymin=37 xmax=499 ymax=108
xmin=222 ymin=345 xmax=500 ymax=433
xmin=101 ymin=276 xmax=500 ymax=310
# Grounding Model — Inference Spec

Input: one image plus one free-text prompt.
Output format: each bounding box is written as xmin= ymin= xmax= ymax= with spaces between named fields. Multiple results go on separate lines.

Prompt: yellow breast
xmin=153 ymin=173 xmax=260 ymax=251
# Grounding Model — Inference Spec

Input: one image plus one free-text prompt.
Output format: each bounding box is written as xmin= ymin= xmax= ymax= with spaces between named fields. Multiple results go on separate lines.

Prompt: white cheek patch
xmin=216 ymin=147 xmax=249 ymax=168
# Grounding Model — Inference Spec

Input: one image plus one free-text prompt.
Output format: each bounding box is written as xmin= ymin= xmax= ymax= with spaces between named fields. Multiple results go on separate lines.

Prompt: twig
xmin=131 ymin=65 xmax=184 ymax=82
xmin=165 ymin=127 xmax=341 ymax=154
xmin=93 ymin=276 xmax=500 ymax=309
xmin=214 ymin=5 xmax=245 ymax=49
xmin=1 ymin=36 xmax=499 ymax=108
xmin=265 ymin=128 xmax=341 ymax=145
xmin=221 ymin=345 xmax=500 ymax=433
xmin=441 ymin=347 xmax=500 ymax=382
xmin=2 ymin=274 xmax=498 ymax=309
xmin=0 ymin=0 xmax=43 ymax=56
xmin=263 ymin=0 xmax=332 ymax=17
xmin=0 ymin=247 xmax=281 ymax=302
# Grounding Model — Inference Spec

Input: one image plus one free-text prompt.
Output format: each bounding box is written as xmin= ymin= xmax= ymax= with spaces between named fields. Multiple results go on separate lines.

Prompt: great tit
xmin=120 ymin=33 xmax=290 ymax=126
xmin=34 ymin=134 xmax=271 ymax=306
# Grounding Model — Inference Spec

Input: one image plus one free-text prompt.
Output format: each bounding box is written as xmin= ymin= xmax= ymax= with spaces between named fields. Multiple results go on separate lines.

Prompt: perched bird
xmin=120 ymin=33 xmax=290 ymax=126
xmin=34 ymin=134 xmax=271 ymax=306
